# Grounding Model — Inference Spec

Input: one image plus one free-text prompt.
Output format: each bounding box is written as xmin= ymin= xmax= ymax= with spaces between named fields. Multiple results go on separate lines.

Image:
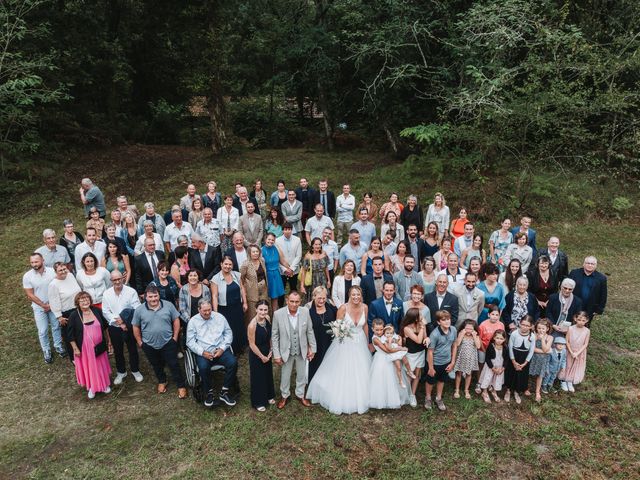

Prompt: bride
xmin=306 ymin=285 xmax=372 ymax=414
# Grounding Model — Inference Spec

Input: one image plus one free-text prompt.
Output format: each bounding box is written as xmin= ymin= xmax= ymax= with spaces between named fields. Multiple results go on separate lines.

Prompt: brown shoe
xmin=157 ymin=383 xmax=168 ymax=394
xmin=297 ymin=396 xmax=312 ymax=407
xmin=178 ymin=387 xmax=188 ymax=399
xmin=277 ymin=397 xmax=289 ymax=409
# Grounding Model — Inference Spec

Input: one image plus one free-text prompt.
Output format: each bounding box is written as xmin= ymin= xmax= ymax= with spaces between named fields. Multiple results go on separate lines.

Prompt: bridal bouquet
xmin=326 ymin=319 xmax=354 ymax=343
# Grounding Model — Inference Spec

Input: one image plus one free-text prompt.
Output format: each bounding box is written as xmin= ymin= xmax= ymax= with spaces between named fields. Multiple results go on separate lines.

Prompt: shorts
xmin=425 ymin=364 xmax=450 ymax=385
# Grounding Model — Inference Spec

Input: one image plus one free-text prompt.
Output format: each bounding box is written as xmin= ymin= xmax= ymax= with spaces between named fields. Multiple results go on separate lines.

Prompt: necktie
xmin=322 ymin=193 xmax=327 ymax=213
xmin=150 ymin=254 xmax=158 ymax=281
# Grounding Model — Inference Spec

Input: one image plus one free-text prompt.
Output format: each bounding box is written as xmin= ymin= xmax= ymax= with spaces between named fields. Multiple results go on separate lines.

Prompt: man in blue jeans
xmin=132 ymin=286 xmax=187 ymax=399
xmin=186 ymin=299 xmax=238 ymax=407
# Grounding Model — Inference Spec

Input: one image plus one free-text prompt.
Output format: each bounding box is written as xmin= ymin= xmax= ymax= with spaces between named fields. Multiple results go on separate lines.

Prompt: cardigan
xmin=67 ymin=307 xmax=109 ymax=353
xmin=485 ymin=343 xmax=510 ymax=369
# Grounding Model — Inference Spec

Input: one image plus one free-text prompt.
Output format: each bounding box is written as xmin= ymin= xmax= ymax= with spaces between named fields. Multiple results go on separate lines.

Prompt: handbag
xmin=94 ymin=342 xmax=108 ymax=356
xmin=298 ymin=258 xmax=313 ymax=287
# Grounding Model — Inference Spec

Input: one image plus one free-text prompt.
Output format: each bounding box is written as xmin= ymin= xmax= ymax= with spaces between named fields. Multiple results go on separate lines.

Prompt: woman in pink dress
xmin=560 ymin=311 xmax=590 ymax=392
xmin=68 ymin=291 xmax=112 ymax=399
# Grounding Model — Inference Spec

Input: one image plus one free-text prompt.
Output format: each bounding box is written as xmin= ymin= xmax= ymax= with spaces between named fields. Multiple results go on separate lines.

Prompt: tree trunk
xmin=208 ymin=79 xmax=228 ymax=155
xmin=297 ymin=85 xmax=304 ymax=123
xmin=317 ymin=80 xmax=334 ymax=150
xmin=383 ymin=123 xmax=399 ymax=156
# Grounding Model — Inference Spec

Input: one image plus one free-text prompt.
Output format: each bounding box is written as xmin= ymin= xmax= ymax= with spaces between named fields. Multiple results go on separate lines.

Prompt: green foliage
xmin=612 ymin=197 xmax=634 ymax=218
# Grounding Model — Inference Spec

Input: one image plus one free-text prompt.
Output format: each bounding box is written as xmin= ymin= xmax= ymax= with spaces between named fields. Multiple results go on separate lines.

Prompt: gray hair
xmin=81 ymin=178 xmax=92 ymax=186
xmin=62 ymin=219 xmax=74 ymax=227
xmin=516 ymin=276 xmax=529 ymax=288
xmin=198 ymin=298 xmax=212 ymax=309
xmin=42 ymin=228 xmax=56 ymax=238
xmin=143 ymin=220 xmax=154 ymax=227
xmin=561 ymin=278 xmax=576 ymax=289
xmin=407 ymin=194 xmax=417 ymax=203
xmin=117 ymin=195 xmax=127 ymax=202
xmin=177 ymin=234 xmax=188 ymax=243
xmin=191 ymin=233 xmax=203 ymax=243
xmin=144 ymin=202 xmax=155 ymax=210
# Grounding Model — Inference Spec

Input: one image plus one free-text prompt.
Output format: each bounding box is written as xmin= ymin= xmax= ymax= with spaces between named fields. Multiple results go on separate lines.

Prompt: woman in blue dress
xmin=261 ymin=232 xmax=286 ymax=312
xmin=360 ymin=236 xmax=385 ymax=277
xmin=478 ymin=263 xmax=507 ymax=323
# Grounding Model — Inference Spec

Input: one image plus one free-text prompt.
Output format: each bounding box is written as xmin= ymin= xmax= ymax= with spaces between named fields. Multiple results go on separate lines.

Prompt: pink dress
xmin=75 ymin=320 xmax=111 ymax=393
xmin=563 ymin=325 xmax=589 ymax=384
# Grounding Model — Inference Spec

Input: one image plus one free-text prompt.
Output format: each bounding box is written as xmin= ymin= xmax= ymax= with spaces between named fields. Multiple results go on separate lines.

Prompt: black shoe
xmin=57 ymin=350 xmax=68 ymax=359
xmin=219 ymin=390 xmax=237 ymax=406
xmin=204 ymin=390 xmax=216 ymax=407
xmin=44 ymin=355 xmax=53 ymax=364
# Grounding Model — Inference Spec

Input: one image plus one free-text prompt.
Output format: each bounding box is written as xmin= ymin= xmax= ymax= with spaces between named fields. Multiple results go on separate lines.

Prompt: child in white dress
xmin=380 ymin=324 xmax=416 ymax=388
xmin=369 ymin=319 xmax=409 ymax=409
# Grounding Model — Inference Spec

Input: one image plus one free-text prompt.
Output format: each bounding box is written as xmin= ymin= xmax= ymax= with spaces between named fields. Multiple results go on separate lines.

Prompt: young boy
xmin=425 ymin=310 xmax=458 ymax=411
xmin=542 ymin=336 xmax=567 ymax=394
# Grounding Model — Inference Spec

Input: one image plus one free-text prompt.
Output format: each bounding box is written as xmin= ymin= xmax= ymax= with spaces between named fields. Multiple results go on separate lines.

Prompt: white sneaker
xmin=104 ymin=386 xmax=111 ymax=394
xmin=567 ymin=382 xmax=575 ymax=393
xmin=87 ymin=390 xmax=95 ymax=399
xmin=409 ymin=394 xmax=417 ymax=408
xmin=114 ymin=372 xmax=127 ymax=385
xmin=560 ymin=381 xmax=569 ymax=392
xmin=132 ymin=371 xmax=144 ymax=382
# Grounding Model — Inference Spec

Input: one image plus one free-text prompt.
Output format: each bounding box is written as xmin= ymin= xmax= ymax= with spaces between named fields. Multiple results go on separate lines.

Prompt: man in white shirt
xmin=102 ymin=270 xmax=143 ymax=384
xmin=74 ymin=227 xmax=106 ymax=272
xmin=350 ymin=208 xmax=376 ymax=248
xmin=453 ymin=272 xmax=484 ymax=329
xmin=321 ymin=227 xmax=339 ymax=282
xmin=276 ymin=223 xmax=302 ymax=298
xmin=454 ymin=222 xmax=475 ymax=257
xmin=438 ymin=253 xmax=467 ymax=293
xmin=305 ymin=204 xmax=334 ymax=244
xmin=382 ymin=230 xmax=398 ymax=260
xmin=116 ymin=195 xmax=139 ymax=221
xmin=335 ymin=183 xmax=356 ymax=246
xmin=164 ymin=209 xmax=194 ymax=252
xmin=339 ymin=229 xmax=368 ymax=272
xmin=238 ymin=201 xmax=263 ymax=246
xmin=23 ymin=253 xmax=65 ymax=363
xmin=196 ymin=207 xmax=221 ymax=248
xmin=281 ymin=190 xmax=303 ymax=235
xmin=179 ymin=184 xmax=199 ymax=212
xmin=36 ymin=228 xmax=71 ymax=268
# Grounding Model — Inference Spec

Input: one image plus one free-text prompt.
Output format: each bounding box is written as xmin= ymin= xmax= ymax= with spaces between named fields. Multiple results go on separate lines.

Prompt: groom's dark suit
xmin=367 ymin=296 xmax=404 ymax=341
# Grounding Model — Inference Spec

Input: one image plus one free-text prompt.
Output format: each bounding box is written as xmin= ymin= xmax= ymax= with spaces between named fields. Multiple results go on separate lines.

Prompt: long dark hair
xmin=399 ymin=307 xmax=422 ymax=339
xmin=505 ymin=259 xmax=523 ymax=291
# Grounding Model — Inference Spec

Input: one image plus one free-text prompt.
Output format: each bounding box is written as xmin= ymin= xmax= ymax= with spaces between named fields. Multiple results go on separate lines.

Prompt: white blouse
xmin=76 ymin=267 xmax=112 ymax=304
xmin=217 ymin=206 xmax=240 ymax=232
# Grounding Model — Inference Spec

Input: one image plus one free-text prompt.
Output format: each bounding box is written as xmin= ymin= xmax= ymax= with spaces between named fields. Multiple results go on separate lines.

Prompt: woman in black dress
xmin=307 ymin=286 xmax=336 ymax=383
xmin=247 ymin=300 xmax=275 ymax=411
xmin=211 ymin=256 xmax=248 ymax=354
xmin=527 ymin=255 xmax=558 ymax=318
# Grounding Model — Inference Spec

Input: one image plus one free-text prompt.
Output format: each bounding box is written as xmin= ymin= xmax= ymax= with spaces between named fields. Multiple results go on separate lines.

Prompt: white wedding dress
xmin=369 ymin=335 xmax=410 ymax=409
xmin=306 ymin=311 xmax=372 ymax=414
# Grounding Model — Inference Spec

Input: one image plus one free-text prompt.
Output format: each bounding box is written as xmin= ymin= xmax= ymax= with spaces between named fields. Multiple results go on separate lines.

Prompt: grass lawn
xmin=0 ymin=146 xmax=638 ymax=479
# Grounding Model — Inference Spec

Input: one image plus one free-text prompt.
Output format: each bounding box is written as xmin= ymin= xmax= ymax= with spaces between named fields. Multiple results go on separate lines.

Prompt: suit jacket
xmin=294 ymin=187 xmax=316 ymax=214
xmin=224 ymin=247 xmax=248 ymax=272
xmin=454 ymin=285 xmax=485 ymax=325
xmin=238 ymin=213 xmax=263 ymax=246
xmin=424 ymin=291 xmax=459 ymax=328
xmin=393 ymin=270 xmax=424 ymax=301
xmin=134 ymin=251 xmax=165 ymax=295
xmin=368 ymin=297 xmax=404 ymax=340
xmin=511 ymin=227 xmax=538 ymax=255
xmin=361 ymin=272 xmax=393 ymax=306
xmin=232 ymin=197 xmax=260 ymax=216
xmin=275 ymin=235 xmax=302 ymax=274
xmin=501 ymin=291 xmax=540 ymax=327
xmin=546 ymin=293 xmax=583 ymax=327
xmin=188 ymin=246 xmax=221 ymax=280
xmin=271 ymin=306 xmax=317 ymax=363
xmin=537 ymin=248 xmax=569 ymax=283
xmin=568 ymin=268 xmax=607 ymax=318
xmin=406 ymin=237 xmax=429 ymax=270
xmin=311 ymin=190 xmax=336 ymax=218
xmin=280 ymin=200 xmax=304 ymax=233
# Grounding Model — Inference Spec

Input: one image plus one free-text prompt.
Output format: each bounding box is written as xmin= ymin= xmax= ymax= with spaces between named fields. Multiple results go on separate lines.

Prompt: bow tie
xmin=386 ymin=301 xmax=393 ymax=305
xmin=374 ymin=277 xmax=382 ymax=280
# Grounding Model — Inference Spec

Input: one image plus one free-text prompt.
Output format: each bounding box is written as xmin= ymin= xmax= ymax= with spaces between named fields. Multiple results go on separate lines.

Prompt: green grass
xmin=1 ymin=145 xmax=639 ymax=479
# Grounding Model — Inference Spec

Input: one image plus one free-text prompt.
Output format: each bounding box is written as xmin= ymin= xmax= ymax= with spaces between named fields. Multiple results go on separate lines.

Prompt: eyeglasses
xmin=112 ymin=278 xmax=124 ymax=282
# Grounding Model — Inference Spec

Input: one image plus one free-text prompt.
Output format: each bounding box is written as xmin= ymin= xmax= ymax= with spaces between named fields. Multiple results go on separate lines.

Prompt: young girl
xmin=478 ymin=330 xmax=509 ymax=403
xmin=529 ymin=318 xmax=553 ymax=402
xmin=380 ymin=324 xmax=416 ymax=388
xmin=560 ymin=311 xmax=591 ymax=393
xmin=369 ymin=319 xmax=410 ymax=409
xmin=453 ymin=319 xmax=481 ymax=399
xmin=476 ymin=305 xmax=504 ymax=393
xmin=504 ymin=316 xmax=535 ymax=404
xmin=401 ymin=308 xmax=429 ymax=408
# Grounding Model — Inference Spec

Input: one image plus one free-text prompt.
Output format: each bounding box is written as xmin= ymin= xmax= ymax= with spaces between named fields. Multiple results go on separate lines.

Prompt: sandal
xmin=504 ymin=391 xmax=511 ymax=403
xmin=491 ymin=391 xmax=501 ymax=402
xmin=535 ymin=394 xmax=542 ymax=403
xmin=514 ymin=392 xmax=522 ymax=404
xmin=157 ymin=383 xmax=168 ymax=394
xmin=453 ymin=390 xmax=460 ymax=399
xmin=524 ymin=390 xmax=531 ymax=397
xmin=482 ymin=392 xmax=491 ymax=404
xmin=464 ymin=391 xmax=471 ymax=399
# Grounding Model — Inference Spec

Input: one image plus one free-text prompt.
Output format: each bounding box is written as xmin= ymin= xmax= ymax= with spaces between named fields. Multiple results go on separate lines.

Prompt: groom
xmin=368 ymin=281 xmax=404 ymax=343
xmin=272 ymin=291 xmax=317 ymax=408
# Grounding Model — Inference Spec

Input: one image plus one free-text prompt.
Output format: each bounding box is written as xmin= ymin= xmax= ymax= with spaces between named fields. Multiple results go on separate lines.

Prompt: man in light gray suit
xmin=393 ymin=255 xmax=423 ymax=301
xmin=238 ymin=202 xmax=263 ymax=246
xmin=453 ymin=272 xmax=485 ymax=329
xmin=280 ymin=190 xmax=303 ymax=235
xmin=272 ymin=291 xmax=317 ymax=408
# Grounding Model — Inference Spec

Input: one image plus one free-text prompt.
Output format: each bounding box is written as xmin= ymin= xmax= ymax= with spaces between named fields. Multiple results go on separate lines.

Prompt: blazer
xmin=188 ymin=246 xmax=221 ymax=281
xmin=501 ymin=291 xmax=540 ymax=327
xmin=280 ymin=200 xmax=304 ymax=233
xmin=232 ymin=197 xmax=260 ymax=216
xmin=368 ymin=297 xmax=404 ymax=340
xmin=393 ymin=270 xmax=424 ymax=301
xmin=134 ymin=251 xmax=166 ymax=295
xmin=537 ymin=248 xmax=569 ymax=282
xmin=331 ymin=274 xmax=362 ymax=308
xmin=311 ymin=190 xmax=336 ymax=218
xmin=424 ymin=291 xmax=459 ymax=327
xmin=546 ymin=293 xmax=583 ymax=327
xmin=240 ymin=258 xmax=268 ymax=303
xmin=454 ymin=285 xmax=485 ymax=324
xmin=238 ymin=213 xmax=264 ymax=246
xmin=526 ymin=268 xmax=559 ymax=300
xmin=360 ymin=272 xmax=393 ymax=306
xmin=67 ymin=306 xmax=109 ymax=353
xmin=399 ymin=205 xmax=424 ymax=233
xmin=275 ymin=234 xmax=302 ymax=274
xmin=224 ymin=247 xmax=248 ymax=272
xmin=271 ymin=306 xmax=317 ymax=363
xmin=568 ymin=268 xmax=607 ymax=318
xmin=294 ymin=187 xmax=316 ymax=214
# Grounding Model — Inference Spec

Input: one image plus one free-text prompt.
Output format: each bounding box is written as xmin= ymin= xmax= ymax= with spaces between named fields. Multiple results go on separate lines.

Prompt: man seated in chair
xmin=186 ymin=299 xmax=238 ymax=408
